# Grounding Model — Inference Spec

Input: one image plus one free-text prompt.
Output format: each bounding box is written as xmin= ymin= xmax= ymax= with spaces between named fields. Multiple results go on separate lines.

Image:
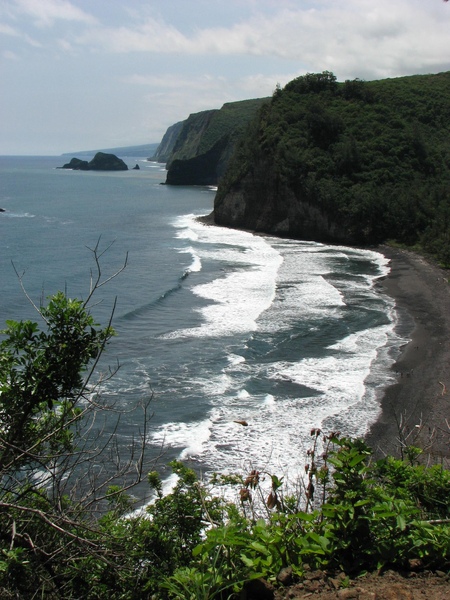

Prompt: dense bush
xmin=162 ymin=434 xmax=450 ymax=599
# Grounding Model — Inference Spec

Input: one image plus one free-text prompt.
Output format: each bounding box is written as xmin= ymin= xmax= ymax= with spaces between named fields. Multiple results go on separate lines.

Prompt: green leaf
xmin=240 ymin=554 xmax=256 ymax=568
xmin=250 ymin=541 xmax=268 ymax=554
xmin=354 ymin=499 xmax=371 ymax=507
xmin=396 ymin=514 xmax=407 ymax=531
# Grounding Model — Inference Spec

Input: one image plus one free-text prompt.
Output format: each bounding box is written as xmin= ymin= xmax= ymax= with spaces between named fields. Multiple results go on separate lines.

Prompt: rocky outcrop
xmin=60 ymin=152 xmax=128 ymax=171
xmin=86 ymin=152 xmax=128 ymax=171
xmin=61 ymin=157 xmax=90 ymax=170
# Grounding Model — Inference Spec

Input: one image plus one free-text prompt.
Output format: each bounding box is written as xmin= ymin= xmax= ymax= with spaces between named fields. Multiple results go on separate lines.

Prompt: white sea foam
xmin=163 ymin=216 xmax=283 ymax=338
xmin=227 ymin=354 xmax=246 ymax=366
xmin=150 ymin=418 xmax=213 ymax=460
xmin=2 ymin=211 xmax=35 ymax=218
xmin=150 ymin=233 xmax=405 ymax=488
xmin=179 ymin=247 xmax=202 ymax=273
xmin=263 ymin=394 xmax=276 ymax=408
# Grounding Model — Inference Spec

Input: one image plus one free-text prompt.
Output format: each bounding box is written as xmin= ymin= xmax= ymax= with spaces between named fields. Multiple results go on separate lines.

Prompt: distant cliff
xmin=159 ymin=98 xmax=268 ymax=186
xmin=150 ymin=121 xmax=184 ymax=162
xmin=213 ymin=71 xmax=450 ymax=262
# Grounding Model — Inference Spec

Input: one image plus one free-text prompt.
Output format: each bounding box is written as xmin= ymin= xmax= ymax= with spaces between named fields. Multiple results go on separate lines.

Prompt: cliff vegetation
xmin=214 ymin=72 xmax=450 ymax=265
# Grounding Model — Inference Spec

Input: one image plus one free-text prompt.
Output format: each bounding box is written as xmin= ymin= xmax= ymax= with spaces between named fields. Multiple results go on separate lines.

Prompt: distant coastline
xmin=60 ymin=142 xmax=159 ymax=158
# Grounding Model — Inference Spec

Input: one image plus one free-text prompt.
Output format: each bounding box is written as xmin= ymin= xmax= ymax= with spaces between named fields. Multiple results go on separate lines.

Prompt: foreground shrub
xmin=164 ymin=435 xmax=450 ymax=599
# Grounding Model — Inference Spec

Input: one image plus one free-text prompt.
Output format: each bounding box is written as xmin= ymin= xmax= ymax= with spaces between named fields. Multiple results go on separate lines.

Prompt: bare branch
xmin=10 ymin=261 xmax=48 ymax=323
xmin=84 ymin=238 xmax=128 ymax=307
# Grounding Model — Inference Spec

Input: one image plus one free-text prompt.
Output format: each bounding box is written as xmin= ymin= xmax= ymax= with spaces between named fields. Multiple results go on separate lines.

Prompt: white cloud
xmin=125 ymin=73 xmax=227 ymax=93
xmin=2 ymin=0 xmax=450 ymax=154
xmin=56 ymin=37 xmax=74 ymax=52
xmin=2 ymin=49 xmax=19 ymax=60
xmin=237 ymin=73 xmax=289 ymax=95
xmin=0 ymin=20 xmax=42 ymax=47
xmin=4 ymin=0 xmax=450 ymax=79
xmin=0 ymin=22 xmax=19 ymax=36
xmin=76 ymin=19 xmax=189 ymax=54
xmin=73 ymin=0 xmax=450 ymax=79
xmin=125 ymin=71 xmax=275 ymax=108
xmin=15 ymin=0 xmax=96 ymax=27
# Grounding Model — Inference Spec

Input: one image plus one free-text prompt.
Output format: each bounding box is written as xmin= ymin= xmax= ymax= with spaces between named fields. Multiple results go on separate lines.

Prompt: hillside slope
xmin=213 ymin=72 xmax=450 ymax=263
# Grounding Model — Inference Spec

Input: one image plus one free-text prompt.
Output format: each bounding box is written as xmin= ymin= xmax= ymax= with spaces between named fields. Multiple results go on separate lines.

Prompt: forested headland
xmin=214 ymin=72 xmax=450 ymax=265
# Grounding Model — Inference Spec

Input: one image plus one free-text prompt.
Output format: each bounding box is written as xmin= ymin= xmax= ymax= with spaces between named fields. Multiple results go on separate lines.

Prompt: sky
xmin=1 ymin=0 xmax=450 ymax=155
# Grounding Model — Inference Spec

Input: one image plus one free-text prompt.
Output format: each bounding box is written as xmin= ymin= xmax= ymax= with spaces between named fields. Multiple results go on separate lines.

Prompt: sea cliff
xmin=157 ymin=98 xmax=268 ymax=186
xmin=212 ymin=71 xmax=450 ymax=261
xmin=150 ymin=121 xmax=184 ymax=163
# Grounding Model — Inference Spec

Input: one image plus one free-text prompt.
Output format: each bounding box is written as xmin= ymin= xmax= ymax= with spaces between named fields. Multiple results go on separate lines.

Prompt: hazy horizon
xmin=2 ymin=0 xmax=450 ymax=155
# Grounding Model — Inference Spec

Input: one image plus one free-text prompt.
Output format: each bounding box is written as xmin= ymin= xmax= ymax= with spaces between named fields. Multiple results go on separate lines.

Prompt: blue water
xmin=0 ymin=155 xmax=405 ymax=501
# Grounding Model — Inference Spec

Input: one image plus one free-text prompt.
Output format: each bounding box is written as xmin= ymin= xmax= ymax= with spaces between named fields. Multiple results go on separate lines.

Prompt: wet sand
xmin=365 ymin=246 xmax=450 ymax=459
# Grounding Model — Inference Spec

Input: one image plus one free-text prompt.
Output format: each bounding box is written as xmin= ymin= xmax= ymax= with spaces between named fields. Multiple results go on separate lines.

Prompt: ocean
xmin=0 ymin=155 xmax=405 ymax=502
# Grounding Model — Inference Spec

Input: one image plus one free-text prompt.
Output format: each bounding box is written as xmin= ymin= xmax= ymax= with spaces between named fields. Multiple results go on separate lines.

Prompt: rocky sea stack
xmin=60 ymin=152 xmax=128 ymax=171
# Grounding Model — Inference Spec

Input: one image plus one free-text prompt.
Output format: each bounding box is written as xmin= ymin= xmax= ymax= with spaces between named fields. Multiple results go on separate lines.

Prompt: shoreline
xmin=365 ymin=246 xmax=450 ymax=459
xmin=198 ymin=214 xmax=450 ymax=459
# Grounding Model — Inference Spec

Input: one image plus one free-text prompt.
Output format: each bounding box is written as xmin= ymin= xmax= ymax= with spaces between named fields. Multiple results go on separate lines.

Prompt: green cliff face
xmin=162 ymin=98 xmax=269 ymax=186
xmin=150 ymin=121 xmax=184 ymax=163
xmin=214 ymin=72 xmax=450 ymax=262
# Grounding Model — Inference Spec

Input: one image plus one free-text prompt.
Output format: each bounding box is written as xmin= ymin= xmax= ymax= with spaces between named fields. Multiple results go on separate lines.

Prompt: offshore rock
xmin=60 ymin=157 xmax=89 ymax=170
xmin=60 ymin=152 xmax=128 ymax=171
xmin=86 ymin=152 xmax=128 ymax=171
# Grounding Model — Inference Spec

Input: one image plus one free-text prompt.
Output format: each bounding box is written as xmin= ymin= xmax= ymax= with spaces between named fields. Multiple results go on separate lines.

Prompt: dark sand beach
xmin=366 ymin=246 xmax=450 ymax=459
